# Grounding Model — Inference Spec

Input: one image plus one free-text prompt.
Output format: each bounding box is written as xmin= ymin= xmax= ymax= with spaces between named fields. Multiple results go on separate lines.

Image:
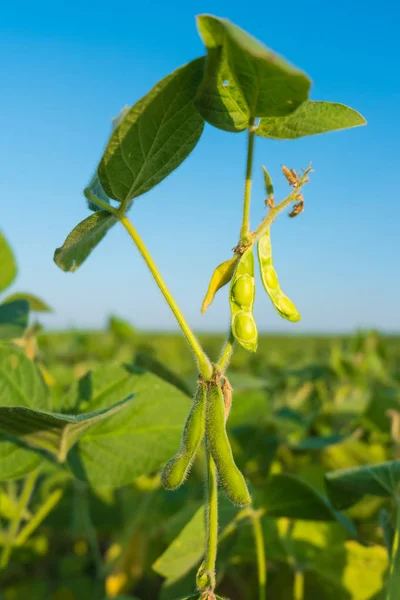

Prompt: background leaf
xmin=54 ymin=211 xmax=117 ymax=273
xmin=325 ymin=460 xmax=400 ymax=509
xmin=3 ymin=293 xmax=52 ymax=312
xmin=256 ymin=101 xmax=366 ymax=139
xmin=0 ymin=232 xmax=17 ymax=292
xmin=0 ymin=344 xmax=49 ymax=480
xmin=0 ymin=300 xmax=29 ymax=339
xmin=260 ymin=474 xmax=356 ymax=534
xmin=98 ymin=58 xmax=205 ymax=203
xmin=68 ymin=366 xmax=193 ymax=488
xmin=0 ymin=397 xmax=133 ymax=462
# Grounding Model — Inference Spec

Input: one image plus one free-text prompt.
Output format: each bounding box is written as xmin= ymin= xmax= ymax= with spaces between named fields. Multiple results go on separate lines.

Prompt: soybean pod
xmin=161 ymin=383 xmax=206 ymax=490
xmin=201 ymin=255 xmax=239 ymax=314
xmin=229 ymin=246 xmax=258 ymax=352
xmin=206 ymin=382 xmax=251 ymax=507
xmin=257 ymin=229 xmax=301 ymax=322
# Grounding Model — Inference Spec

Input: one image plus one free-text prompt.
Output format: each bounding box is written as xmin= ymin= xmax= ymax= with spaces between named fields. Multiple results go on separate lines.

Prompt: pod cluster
xmin=161 ymin=376 xmax=251 ymax=508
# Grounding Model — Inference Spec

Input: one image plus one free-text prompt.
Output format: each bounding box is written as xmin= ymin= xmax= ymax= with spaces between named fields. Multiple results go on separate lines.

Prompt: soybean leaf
xmin=3 ymin=293 xmax=52 ymax=313
xmin=153 ymin=506 xmax=205 ymax=585
xmin=154 ymin=498 xmax=238 ymax=586
xmin=98 ymin=58 xmax=205 ymax=204
xmin=290 ymin=433 xmax=352 ymax=452
xmin=195 ymin=14 xmax=310 ymax=132
xmin=0 ymin=232 xmax=17 ymax=292
xmin=261 ymin=474 xmax=356 ymax=535
xmin=0 ymin=344 xmax=49 ymax=480
xmin=379 ymin=508 xmax=394 ymax=555
xmin=133 ymin=352 xmax=193 ymax=397
xmin=54 ymin=211 xmax=117 ymax=273
xmin=311 ymin=541 xmax=388 ymax=600
xmin=325 ymin=460 xmax=400 ymax=510
xmin=0 ymin=300 xmax=29 ymax=339
xmin=87 ymin=105 xmax=131 ymax=212
xmin=68 ymin=366 xmax=193 ymax=488
xmin=0 ymin=397 xmax=132 ymax=463
xmin=256 ymin=101 xmax=366 ymax=139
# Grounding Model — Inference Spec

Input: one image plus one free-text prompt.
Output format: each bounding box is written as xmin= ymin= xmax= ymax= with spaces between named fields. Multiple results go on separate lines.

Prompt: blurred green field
xmin=1 ymin=323 xmax=399 ymax=600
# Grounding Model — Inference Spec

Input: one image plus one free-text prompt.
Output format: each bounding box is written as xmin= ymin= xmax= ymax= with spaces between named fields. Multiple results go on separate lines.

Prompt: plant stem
xmin=217 ymin=330 xmax=236 ymax=374
xmin=0 ymin=468 xmax=40 ymax=569
xmin=83 ymin=189 xmax=119 ymax=216
xmin=294 ymin=569 xmax=304 ymax=600
xmin=120 ymin=215 xmax=213 ymax=380
xmin=15 ymin=488 xmax=63 ymax=547
xmin=78 ymin=484 xmax=103 ymax=579
xmin=251 ymin=509 xmax=267 ymax=600
xmin=253 ymin=169 xmax=311 ymax=241
xmin=240 ymin=119 xmax=256 ymax=242
xmin=387 ymin=499 xmax=400 ymax=600
xmin=205 ymin=451 xmax=218 ymax=582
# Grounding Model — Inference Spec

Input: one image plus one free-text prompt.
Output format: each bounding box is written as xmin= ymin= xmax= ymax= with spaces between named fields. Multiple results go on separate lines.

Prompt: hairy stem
xmin=120 ymin=215 xmax=213 ymax=380
xmin=240 ymin=119 xmax=256 ymax=242
xmin=251 ymin=510 xmax=267 ymax=600
xmin=217 ymin=330 xmax=236 ymax=374
xmin=205 ymin=451 xmax=218 ymax=582
xmin=0 ymin=468 xmax=40 ymax=569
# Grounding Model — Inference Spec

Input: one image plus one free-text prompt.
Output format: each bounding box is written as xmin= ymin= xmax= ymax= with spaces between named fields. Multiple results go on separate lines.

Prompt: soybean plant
xmin=53 ymin=14 xmax=366 ymax=600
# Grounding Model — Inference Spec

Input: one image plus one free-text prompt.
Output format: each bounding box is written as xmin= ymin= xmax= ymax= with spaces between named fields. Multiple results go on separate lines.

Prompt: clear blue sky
xmin=1 ymin=0 xmax=398 ymax=333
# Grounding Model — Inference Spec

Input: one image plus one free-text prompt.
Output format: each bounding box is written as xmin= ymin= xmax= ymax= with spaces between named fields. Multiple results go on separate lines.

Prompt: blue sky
xmin=1 ymin=0 xmax=398 ymax=333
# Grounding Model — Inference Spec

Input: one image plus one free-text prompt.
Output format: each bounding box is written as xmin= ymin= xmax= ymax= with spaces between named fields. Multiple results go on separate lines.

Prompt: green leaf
xmin=0 ymin=344 xmax=49 ymax=480
xmin=3 ymin=293 xmax=52 ymax=312
xmin=53 ymin=210 xmax=117 ymax=272
xmin=261 ymin=474 xmax=356 ymax=534
xmin=0 ymin=300 xmax=29 ymax=339
xmin=0 ymin=397 xmax=133 ymax=462
xmin=194 ymin=15 xmax=310 ymax=131
xmin=290 ymin=433 xmax=352 ymax=452
xmin=0 ymin=232 xmax=17 ymax=292
xmin=87 ymin=105 xmax=131 ymax=212
xmin=256 ymin=101 xmax=366 ymax=139
xmin=98 ymin=58 xmax=205 ymax=203
xmin=312 ymin=541 xmax=388 ymax=600
xmin=68 ymin=365 xmax=193 ymax=488
xmin=133 ymin=352 xmax=193 ymax=397
xmin=325 ymin=460 xmax=400 ymax=510
xmin=153 ymin=506 xmax=205 ymax=585
xmin=108 ymin=315 xmax=136 ymax=341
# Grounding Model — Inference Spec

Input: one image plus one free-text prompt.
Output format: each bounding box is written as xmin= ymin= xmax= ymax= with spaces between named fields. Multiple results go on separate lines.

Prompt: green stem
xmin=0 ymin=468 xmax=40 ymax=570
xmin=205 ymin=452 xmax=218 ymax=583
xmin=253 ymin=170 xmax=311 ymax=241
xmin=120 ymin=215 xmax=212 ymax=380
xmin=294 ymin=569 xmax=304 ymax=600
xmin=217 ymin=330 xmax=236 ymax=374
xmin=83 ymin=188 xmax=119 ymax=215
xmin=251 ymin=510 xmax=267 ymax=600
xmin=387 ymin=499 xmax=400 ymax=600
xmin=77 ymin=484 xmax=103 ymax=579
xmin=15 ymin=488 xmax=63 ymax=547
xmin=240 ymin=120 xmax=256 ymax=242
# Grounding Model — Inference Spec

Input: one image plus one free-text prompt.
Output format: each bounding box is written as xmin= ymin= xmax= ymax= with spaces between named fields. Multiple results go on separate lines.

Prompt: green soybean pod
xmin=206 ymin=383 xmax=251 ymax=507
xmin=229 ymin=246 xmax=258 ymax=352
xmin=161 ymin=384 xmax=206 ymax=490
xmin=257 ymin=229 xmax=301 ymax=322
